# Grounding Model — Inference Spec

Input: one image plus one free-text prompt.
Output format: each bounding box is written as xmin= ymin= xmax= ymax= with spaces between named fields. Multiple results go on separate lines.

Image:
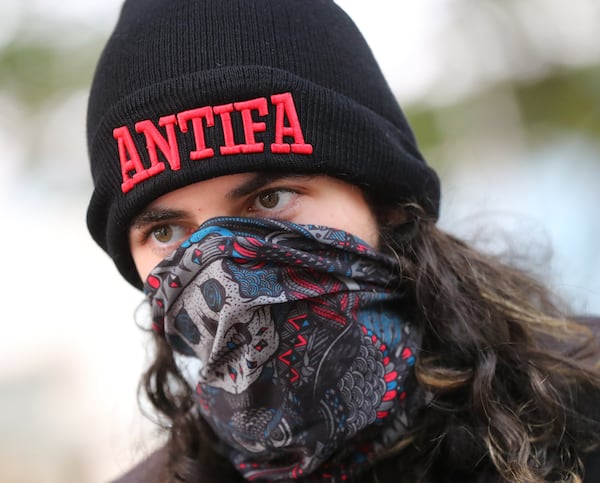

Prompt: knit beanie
xmin=86 ymin=0 xmax=440 ymax=288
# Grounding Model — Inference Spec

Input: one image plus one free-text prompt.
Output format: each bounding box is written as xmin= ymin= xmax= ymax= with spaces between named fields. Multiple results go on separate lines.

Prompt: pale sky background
xmin=1 ymin=1 xmax=599 ymax=482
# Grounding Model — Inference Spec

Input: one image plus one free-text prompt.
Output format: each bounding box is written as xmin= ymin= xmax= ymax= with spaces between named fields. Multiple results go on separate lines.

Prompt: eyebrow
xmin=130 ymin=173 xmax=314 ymax=229
xmin=226 ymin=173 xmax=312 ymax=199
xmin=130 ymin=208 xmax=188 ymax=229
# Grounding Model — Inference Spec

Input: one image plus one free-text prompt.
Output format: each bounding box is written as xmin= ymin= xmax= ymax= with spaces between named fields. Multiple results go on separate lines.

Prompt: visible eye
xmin=148 ymin=224 xmax=190 ymax=246
xmin=250 ymin=189 xmax=296 ymax=213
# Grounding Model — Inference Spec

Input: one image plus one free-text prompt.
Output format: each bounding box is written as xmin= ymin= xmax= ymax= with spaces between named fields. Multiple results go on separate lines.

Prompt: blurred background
xmin=1 ymin=0 xmax=598 ymax=481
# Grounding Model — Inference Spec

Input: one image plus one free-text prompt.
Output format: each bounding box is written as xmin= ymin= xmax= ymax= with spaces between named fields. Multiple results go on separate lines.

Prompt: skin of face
xmin=129 ymin=173 xmax=380 ymax=281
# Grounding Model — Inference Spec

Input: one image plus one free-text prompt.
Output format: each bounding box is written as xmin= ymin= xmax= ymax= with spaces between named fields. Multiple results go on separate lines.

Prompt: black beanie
xmin=86 ymin=0 xmax=440 ymax=288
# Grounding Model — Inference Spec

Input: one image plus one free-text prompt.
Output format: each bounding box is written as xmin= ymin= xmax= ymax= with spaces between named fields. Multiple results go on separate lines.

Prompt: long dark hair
xmin=140 ymin=204 xmax=600 ymax=482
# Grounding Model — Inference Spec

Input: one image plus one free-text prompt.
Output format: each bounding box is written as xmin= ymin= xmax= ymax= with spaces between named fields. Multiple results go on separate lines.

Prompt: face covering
xmin=145 ymin=217 xmax=422 ymax=481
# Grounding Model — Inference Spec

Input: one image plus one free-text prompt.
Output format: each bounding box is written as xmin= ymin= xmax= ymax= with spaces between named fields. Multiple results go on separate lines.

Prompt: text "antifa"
xmin=113 ymin=92 xmax=314 ymax=193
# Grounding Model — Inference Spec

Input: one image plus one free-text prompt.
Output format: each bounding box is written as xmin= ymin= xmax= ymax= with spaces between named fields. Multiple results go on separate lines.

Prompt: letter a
xmin=113 ymin=126 xmax=152 ymax=193
xmin=271 ymin=92 xmax=313 ymax=155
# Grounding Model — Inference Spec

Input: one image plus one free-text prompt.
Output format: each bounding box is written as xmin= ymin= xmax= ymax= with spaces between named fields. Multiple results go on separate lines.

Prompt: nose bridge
xmin=173 ymin=173 xmax=254 ymax=229
xmin=192 ymin=204 xmax=243 ymax=230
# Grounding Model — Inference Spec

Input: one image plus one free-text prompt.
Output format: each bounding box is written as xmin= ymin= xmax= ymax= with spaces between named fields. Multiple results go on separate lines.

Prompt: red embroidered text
xmin=113 ymin=92 xmax=313 ymax=193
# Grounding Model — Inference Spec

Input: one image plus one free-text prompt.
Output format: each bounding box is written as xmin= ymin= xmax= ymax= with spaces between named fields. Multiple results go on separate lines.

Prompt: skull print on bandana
xmin=145 ymin=217 xmax=422 ymax=481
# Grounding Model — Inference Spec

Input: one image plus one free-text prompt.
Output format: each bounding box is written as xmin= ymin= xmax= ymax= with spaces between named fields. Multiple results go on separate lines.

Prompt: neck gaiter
xmin=145 ymin=217 xmax=422 ymax=481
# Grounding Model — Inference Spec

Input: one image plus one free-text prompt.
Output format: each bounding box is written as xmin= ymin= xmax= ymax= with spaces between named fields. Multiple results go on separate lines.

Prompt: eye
xmin=148 ymin=224 xmax=189 ymax=246
xmin=250 ymin=189 xmax=296 ymax=213
xmin=152 ymin=225 xmax=173 ymax=243
xmin=257 ymin=191 xmax=281 ymax=209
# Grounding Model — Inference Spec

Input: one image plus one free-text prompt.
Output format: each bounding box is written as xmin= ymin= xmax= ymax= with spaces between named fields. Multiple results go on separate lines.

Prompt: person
xmin=85 ymin=0 xmax=600 ymax=481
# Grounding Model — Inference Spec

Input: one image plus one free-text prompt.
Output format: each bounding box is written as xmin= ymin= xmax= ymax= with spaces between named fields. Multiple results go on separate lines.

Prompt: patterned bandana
xmin=145 ymin=217 xmax=422 ymax=481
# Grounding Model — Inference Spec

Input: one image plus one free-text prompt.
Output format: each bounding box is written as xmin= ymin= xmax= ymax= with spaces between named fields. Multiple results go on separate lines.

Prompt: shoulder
xmin=109 ymin=446 xmax=167 ymax=483
xmin=575 ymin=315 xmax=600 ymax=337
xmin=573 ymin=316 xmax=600 ymax=483
xmin=584 ymin=448 xmax=600 ymax=483
xmin=547 ymin=315 xmax=600 ymax=369
xmin=573 ymin=315 xmax=600 ymax=366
